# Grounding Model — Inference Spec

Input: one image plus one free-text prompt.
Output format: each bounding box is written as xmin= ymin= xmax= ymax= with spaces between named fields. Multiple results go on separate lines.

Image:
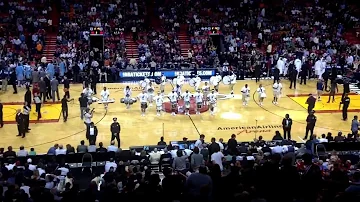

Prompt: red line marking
xmin=286 ymin=93 xmax=356 ymax=97
xmin=2 ymin=101 xmax=62 ymax=105
xmin=3 ymin=119 xmax=59 ymax=124
xmin=314 ymin=109 xmax=360 ymax=113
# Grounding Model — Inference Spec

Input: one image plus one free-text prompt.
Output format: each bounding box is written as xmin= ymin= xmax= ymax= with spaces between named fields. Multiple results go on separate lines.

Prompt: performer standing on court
xmin=305 ymin=94 xmax=316 ymax=114
xmin=289 ymin=68 xmax=298 ymax=89
xmin=168 ymin=90 xmax=179 ymax=116
xmin=154 ymin=92 xmax=164 ymax=116
xmin=100 ymin=86 xmax=110 ymax=110
xmin=202 ymin=82 xmax=210 ymax=105
xmin=110 ymin=117 xmax=121 ymax=148
xmin=339 ymin=93 xmax=350 ymax=121
xmin=273 ymin=66 xmax=280 ymax=84
xmin=86 ymin=122 xmax=98 ymax=145
xmin=342 ymin=80 xmax=350 ymax=100
xmin=61 ymin=95 xmax=73 ymax=122
xmin=15 ymin=109 xmax=25 ymax=138
xmin=256 ymin=84 xmax=267 ymax=106
xmin=33 ymin=93 xmax=42 ymax=120
xmin=24 ymin=86 xmax=32 ymax=108
xmin=22 ymin=102 xmax=31 ymax=132
xmin=304 ymin=111 xmax=317 ymax=140
xmin=181 ymin=90 xmax=192 ymax=116
xmin=194 ymin=89 xmax=204 ymax=115
xmin=299 ymin=62 xmax=308 ymax=85
xmin=282 ymin=114 xmax=292 ymax=140
xmin=272 ymin=80 xmax=282 ymax=105
xmin=160 ymin=74 xmax=166 ymax=95
xmin=316 ymin=79 xmax=324 ymax=101
xmin=63 ymin=76 xmax=70 ymax=99
xmin=137 ymin=90 xmax=149 ymax=116
xmin=241 ymin=84 xmax=250 ymax=106
xmin=207 ymin=89 xmax=217 ymax=116
xmin=229 ymin=72 xmax=237 ymax=96
xmin=327 ymin=80 xmax=338 ymax=103
xmin=124 ymin=86 xmax=132 ymax=109
xmin=146 ymin=82 xmax=155 ymax=107
xmin=0 ymin=101 xmax=3 ymax=128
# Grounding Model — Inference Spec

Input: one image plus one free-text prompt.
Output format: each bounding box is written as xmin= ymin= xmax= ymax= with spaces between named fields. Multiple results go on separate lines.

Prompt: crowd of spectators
xmin=0 ymin=0 xmax=51 ymax=65
xmin=1 ymin=130 xmax=360 ymax=202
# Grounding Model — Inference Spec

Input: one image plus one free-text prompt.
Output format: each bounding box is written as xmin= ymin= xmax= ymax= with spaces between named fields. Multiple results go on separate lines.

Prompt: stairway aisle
xmin=42 ymin=35 xmax=57 ymax=63
xmin=179 ymin=24 xmax=191 ymax=59
xmin=125 ymin=35 xmax=139 ymax=60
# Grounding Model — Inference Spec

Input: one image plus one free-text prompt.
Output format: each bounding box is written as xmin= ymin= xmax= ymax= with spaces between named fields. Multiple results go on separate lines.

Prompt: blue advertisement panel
xmin=119 ymin=69 xmax=216 ymax=79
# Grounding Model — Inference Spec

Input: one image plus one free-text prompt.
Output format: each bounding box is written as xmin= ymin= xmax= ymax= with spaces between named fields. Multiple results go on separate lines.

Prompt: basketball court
xmin=0 ymin=79 xmax=357 ymax=153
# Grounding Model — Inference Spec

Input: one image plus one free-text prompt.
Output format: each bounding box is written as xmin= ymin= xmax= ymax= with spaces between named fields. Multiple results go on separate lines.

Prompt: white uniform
xmin=294 ymin=59 xmax=302 ymax=73
xmin=229 ymin=74 xmax=237 ymax=84
xmin=277 ymin=59 xmax=285 ymax=75
xmin=160 ymin=75 xmax=166 ymax=93
xmin=207 ymin=93 xmax=217 ymax=115
xmin=195 ymin=76 xmax=201 ymax=90
xmin=272 ymin=83 xmax=282 ymax=98
xmin=138 ymin=93 xmax=149 ymax=109
xmin=177 ymin=75 xmax=185 ymax=86
xmin=202 ymin=85 xmax=210 ymax=103
xmin=168 ymin=92 xmax=178 ymax=115
xmin=257 ymin=87 xmax=267 ymax=99
xmin=154 ymin=95 xmax=164 ymax=111
xmin=241 ymin=86 xmax=250 ymax=105
xmin=146 ymin=85 xmax=155 ymax=102
xmin=82 ymin=88 xmax=93 ymax=103
xmin=182 ymin=92 xmax=192 ymax=109
xmin=194 ymin=92 xmax=203 ymax=105
xmin=124 ymin=88 xmax=132 ymax=97
xmin=314 ymin=60 xmax=322 ymax=77
xmin=100 ymin=89 xmax=110 ymax=102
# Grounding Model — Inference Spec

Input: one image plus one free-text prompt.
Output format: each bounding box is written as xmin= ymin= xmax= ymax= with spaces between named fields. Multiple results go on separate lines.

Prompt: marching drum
xmin=148 ymin=88 xmax=155 ymax=94
xmin=139 ymin=80 xmax=147 ymax=88
xmin=120 ymin=97 xmax=137 ymax=105
xmin=210 ymin=76 xmax=219 ymax=86
xmin=172 ymin=78 xmax=178 ymax=86
xmin=92 ymin=97 xmax=99 ymax=103
xmin=222 ymin=75 xmax=231 ymax=85
xmin=155 ymin=77 xmax=162 ymax=85
xmin=189 ymin=78 xmax=196 ymax=87
xmin=98 ymin=98 xmax=115 ymax=104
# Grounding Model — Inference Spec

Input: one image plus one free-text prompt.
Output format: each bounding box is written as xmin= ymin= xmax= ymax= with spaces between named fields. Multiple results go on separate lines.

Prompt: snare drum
xmin=185 ymin=101 xmax=191 ymax=109
xmin=141 ymin=102 xmax=148 ymax=109
xmin=197 ymin=102 xmax=202 ymax=109
xmin=171 ymin=102 xmax=177 ymax=110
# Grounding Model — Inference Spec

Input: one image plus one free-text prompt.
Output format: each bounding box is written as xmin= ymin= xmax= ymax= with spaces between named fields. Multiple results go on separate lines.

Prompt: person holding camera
xmin=84 ymin=108 xmax=94 ymax=127
xmin=110 ymin=117 xmax=121 ymax=148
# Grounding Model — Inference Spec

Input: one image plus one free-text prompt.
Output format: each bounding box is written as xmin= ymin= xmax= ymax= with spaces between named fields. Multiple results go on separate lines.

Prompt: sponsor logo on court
xmin=217 ymin=125 xmax=282 ymax=135
xmin=107 ymin=86 xmax=159 ymax=91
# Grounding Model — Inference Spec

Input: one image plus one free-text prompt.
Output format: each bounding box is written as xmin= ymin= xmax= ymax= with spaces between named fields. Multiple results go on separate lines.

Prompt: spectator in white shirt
xmin=88 ymin=141 xmax=97 ymax=152
xmin=216 ymin=138 xmax=224 ymax=151
xmin=211 ymin=147 xmax=224 ymax=171
xmin=27 ymin=159 xmax=36 ymax=171
xmin=57 ymin=164 xmax=70 ymax=176
xmin=55 ymin=144 xmax=67 ymax=155
xmin=105 ymin=158 xmax=117 ymax=172
xmin=271 ymin=142 xmax=284 ymax=154
xmin=318 ymin=134 xmax=329 ymax=143
xmin=17 ymin=146 xmax=28 ymax=157
xmin=107 ymin=141 xmax=118 ymax=152
xmin=149 ymin=148 xmax=161 ymax=165
xmin=194 ymin=134 xmax=206 ymax=150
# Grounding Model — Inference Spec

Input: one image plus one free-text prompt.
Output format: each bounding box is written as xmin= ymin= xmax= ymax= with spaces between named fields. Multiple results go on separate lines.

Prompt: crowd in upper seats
xmin=0 ymin=0 xmax=51 ymax=64
xmin=1 ymin=131 xmax=360 ymax=202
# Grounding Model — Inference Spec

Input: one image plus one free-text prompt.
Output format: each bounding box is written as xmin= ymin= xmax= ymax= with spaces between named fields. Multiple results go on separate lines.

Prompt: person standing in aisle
xmin=110 ymin=117 xmax=121 ymax=148
xmin=304 ymin=111 xmax=317 ymax=140
xmin=33 ymin=93 xmax=42 ymax=120
xmin=50 ymin=77 xmax=60 ymax=102
xmin=22 ymin=102 xmax=31 ymax=132
xmin=339 ymin=94 xmax=350 ymax=121
xmin=15 ymin=109 xmax=25 ymax=138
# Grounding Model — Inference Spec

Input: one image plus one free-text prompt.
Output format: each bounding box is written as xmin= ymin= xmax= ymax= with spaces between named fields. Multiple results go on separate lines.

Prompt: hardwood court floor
xmin=0 ymin=80 xmax=357 ymax=153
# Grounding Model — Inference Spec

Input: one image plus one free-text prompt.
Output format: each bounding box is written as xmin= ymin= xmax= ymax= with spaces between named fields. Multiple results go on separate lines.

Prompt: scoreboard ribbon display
xmin=119 ymin=69 xmax=216 ymax=78
xmin=90 ymin=27 xmax=104 ymax=35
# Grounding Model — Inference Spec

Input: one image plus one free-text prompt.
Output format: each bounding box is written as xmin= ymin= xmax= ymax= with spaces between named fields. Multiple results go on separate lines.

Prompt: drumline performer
xmin=272 ymin=80 xmax=283 ymax=105
xmin=202 ymin=82 xmax=211 ymax=105
xmin=229 ymin=72 xmax=237 ymax=96
xmin=147 ymin=82 xmax=155 ymax=107
xmin=168 ymin=90 xmax=179 ymax=116
xmin=160 ymin=74 xmax=166 ymax=95
xmin=175 ymin=84 xmax=182 ymax=96
xmin=241 ymin=84 xmax=250 ymax=106
xmin=194 ymin=89 xmax=204 ymax=115
xmin=194 ymin=75 xmax=201 ymax=91
xmin=82 ymin=86 xmax=94 ymax=105
xmin=176 ymin=73 xmax=185 ymax=92
xmin=154 ymin=92 xmax=164 ymax=116
xmin=207 ymin=89 xmax=217 ymax=116
xmin=256 ymin=84 xmax=267 ymax=106
xmin=181 ymin=90 xmax=192 ymax=116
xmin=124 ymin=86 xmax=132 ymax=109
xmin=137 ymin=90 xmax=149 ymax=116
xmin=100 ymin=87 xmax=110 ymax=110
xmin=213 ymin=73 xmax=222 ymax=92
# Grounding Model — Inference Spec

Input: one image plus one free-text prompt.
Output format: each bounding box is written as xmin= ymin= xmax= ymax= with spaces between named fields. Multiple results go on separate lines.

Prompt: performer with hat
xmin=194 ymin=89 xmax=204 ymax=115
xmin=181 ymin=90 xmax=192 ymax=116
xmin=124 ymin=86 xmax=132 ymax=109
xmin=137 ymin=90 xmax=149 ymax=116
xmin=154 ymin=92 xmax=164 ymax=116
xmin=146 ymin=82 xmax=155 ymax=107
xmin=168 ymin=89 xmax=179 ymax=116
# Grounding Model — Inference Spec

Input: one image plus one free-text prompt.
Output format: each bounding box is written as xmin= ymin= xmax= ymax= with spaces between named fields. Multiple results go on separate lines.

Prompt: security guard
xmin=340 ymin=93 xmax=350 ymax=121
xmin=110 ymin=117 xmax=121 ymax=148
xmin=304 ymin=110 xmax=317 ymax=140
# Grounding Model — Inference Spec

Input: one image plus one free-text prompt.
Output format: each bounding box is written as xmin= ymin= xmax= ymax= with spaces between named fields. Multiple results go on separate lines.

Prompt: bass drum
xmin=172 ymin=78 xmax=178 ymax=86
xmin=139 ymin=80 xmax=147 ymax=88
xmin=222 ymin=75 xmax=231 ymax=85
xmin=189 ymin=78 xmax=196 ymax=87
xmin=209 ymin=76 xmax=219 ymax=86
xmin=155 ymin=77 xmax=161 ymax=85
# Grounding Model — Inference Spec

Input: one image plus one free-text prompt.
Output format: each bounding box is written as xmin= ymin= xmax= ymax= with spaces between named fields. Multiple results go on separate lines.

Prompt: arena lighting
xmin=201 ymin=26 xmax=221 ymax=35
xmin=90 ymin=27 xmax=104 ymax=35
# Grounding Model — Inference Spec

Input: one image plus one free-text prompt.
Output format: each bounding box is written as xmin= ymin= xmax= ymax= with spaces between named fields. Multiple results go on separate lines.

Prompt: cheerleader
xmin=124 ymin=86 xmax=132 ymax=109
xmin=181 ymin=90 xmax=192 ymax=115
xmin=194 ymin=89 xmax=204 ymax=115
xmin=207 ymin=89 xmax=217 ymax=116
xmin=272 ymin=80 xmax=282 ymax=105
xmin=229 ymin=72 xmax=237 ymax=96
xmin=256 ymin=84 xmax=267 ymax=106
xmin=160 ymin=74 xmax=166 ymax=95
xmin=100 ymin=87 xmax=110 ymax=110
xmin=168 ymin=90 xmax=179 ymax=116
xmin=202 ymin=82 xmax=211 ymax=105
xmin=241 ymin=84 xmax=250 ymax=106
xmin=154 ymin=92 xmax=164 ymax=116
xmin=146 ymin=82 xmax=155 ymax=107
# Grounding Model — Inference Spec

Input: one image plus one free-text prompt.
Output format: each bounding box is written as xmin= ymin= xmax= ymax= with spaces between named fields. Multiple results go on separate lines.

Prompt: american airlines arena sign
xmin=119 ymin=69 xmax=215 ymax=78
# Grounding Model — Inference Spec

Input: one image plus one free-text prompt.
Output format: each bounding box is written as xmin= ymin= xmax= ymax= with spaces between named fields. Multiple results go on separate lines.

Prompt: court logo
xmin=217 ymin=125 xmax=282 ymax=135
xmin=108 ymin=86 xmax=159 ymax=92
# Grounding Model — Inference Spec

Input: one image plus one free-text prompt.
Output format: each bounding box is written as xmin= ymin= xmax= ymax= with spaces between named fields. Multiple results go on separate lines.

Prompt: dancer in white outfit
xmin=272 ymin=80 xmax=282 ymax=105
xmin=194 ymin=89 xmax=204 ymax=115
xmin=214 ymin=73 xmax=222 ymax=92
xmin=154 ymin=92 xmax=164 ymax=116
xmin=256 ymin=84 xmax=267 ymax=106
xmin=137 ymin=90 xmax=149 ymax=116
xmin=168 ymin=90 xmax=179 ymax=116
xmin=181 ymin=90 xmax=192 ymax=115
xmin=160 ymin=74 xmax=166 ymax=95
xmin=202 ymin=82 xmax=211 ymax=105
xmin=147 ymin=82 xmax=155 ymax=107
xmin=229 ymin=72 xmax=237 ymax=96
xmin=82 ymin=86 xmax=94 ymax=105
xmin=207 ymin=90 xmax=217 ymax=116
xmin=100 ymin=87 xmax=110 ymax=110
xmin=241 ymin=84 xmax=250 ymax=106
xmin=294 ymin=58 xmax=302 ymax=78
xmin=277 ymin=57 xmax=285 ymax=76
xmin=194 ymin=75 xmax=201 ymax=91
xmin=124 ymin=86 xmax=132 ymax=109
